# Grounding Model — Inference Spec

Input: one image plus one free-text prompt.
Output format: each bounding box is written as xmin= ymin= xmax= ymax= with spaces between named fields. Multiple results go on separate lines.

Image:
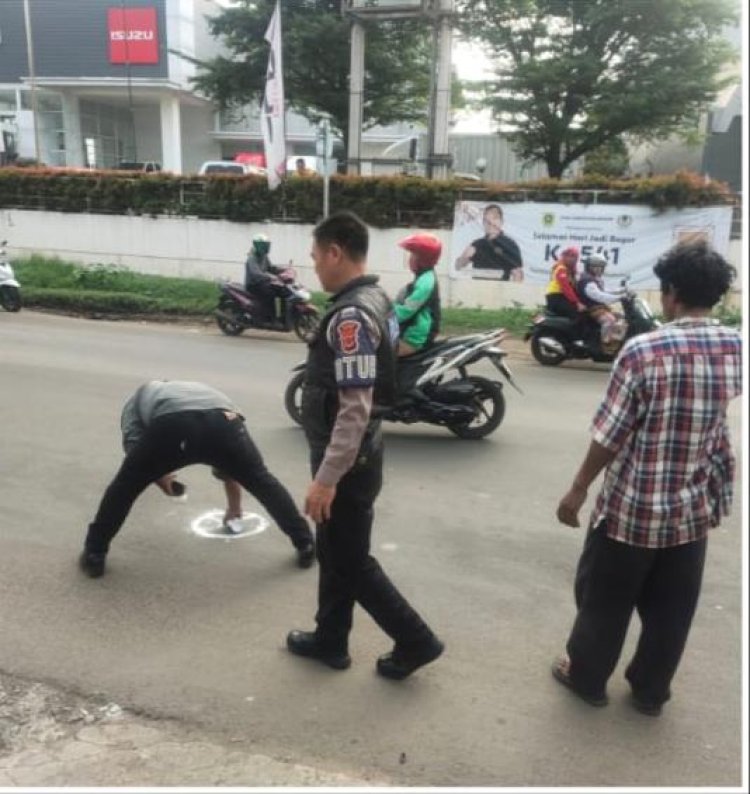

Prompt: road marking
xmin=190 ymin=509 xmax=269 ymax=540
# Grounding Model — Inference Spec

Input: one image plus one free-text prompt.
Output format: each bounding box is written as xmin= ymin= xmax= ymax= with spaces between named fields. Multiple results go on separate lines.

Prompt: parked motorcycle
xmin=524 ymin=282 xmax=659 ymax=366
xmin=284 ymin=329 xmax=522 ymax=440
xmin=215 ymin=266 xmax=319 ymax=342
xmin=0 ymin=240 xmax=22 ymax=312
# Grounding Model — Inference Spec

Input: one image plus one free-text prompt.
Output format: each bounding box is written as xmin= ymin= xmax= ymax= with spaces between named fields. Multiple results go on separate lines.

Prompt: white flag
xmin=261 ymin=1 xmax=286 ymax=190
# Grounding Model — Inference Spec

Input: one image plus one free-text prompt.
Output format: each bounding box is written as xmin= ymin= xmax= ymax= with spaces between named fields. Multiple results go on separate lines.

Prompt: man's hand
xmin=305 ymin=480 xmax=336 ymax=524
xmin=557 ymin=483 xmax=588 ymax=527
xmin=156 ymin=473 xmax=177 ymax=496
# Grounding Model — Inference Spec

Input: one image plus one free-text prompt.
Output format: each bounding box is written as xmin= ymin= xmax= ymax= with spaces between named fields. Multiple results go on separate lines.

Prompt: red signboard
xmin=108 ymin=7 xmax=159 ymax=64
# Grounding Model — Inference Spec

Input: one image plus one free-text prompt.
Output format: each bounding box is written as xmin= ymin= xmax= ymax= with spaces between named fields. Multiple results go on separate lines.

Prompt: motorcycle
xmin=215 ymin=266 xmax=320 ymax=342
xmin=0 ymin=239 xmax=22 ymax=312
xmin=284 ymin=329 xmax=522 ymax=440
xmin=524 ymin=281 xmax=659 ymax=366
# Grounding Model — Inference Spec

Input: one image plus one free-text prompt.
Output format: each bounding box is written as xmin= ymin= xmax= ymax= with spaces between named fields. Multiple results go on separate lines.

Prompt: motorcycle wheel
xmin=448 ymin=376 xmax=505 ymax=440
xmin=0 ymin=285 xmax=22 ymax=312
xmin=530 ymin=334 xmax=566 ymax=366
xmin=284 ymin=371 xmax=305 ymax=426
xmin=293 ymin=310 xmax=320 ymax=343
xmin=216 ymin=298 xmax=245 ymax=336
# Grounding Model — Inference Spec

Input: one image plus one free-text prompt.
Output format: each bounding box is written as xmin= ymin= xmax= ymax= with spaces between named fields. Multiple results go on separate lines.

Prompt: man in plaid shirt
xmin=552 ymin=240 xmax=742 ymax=716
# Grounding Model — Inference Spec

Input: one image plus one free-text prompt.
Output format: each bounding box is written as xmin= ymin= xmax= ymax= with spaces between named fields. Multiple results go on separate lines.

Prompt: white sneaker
xmin=224 ymin=518 xmax=244 ymax=534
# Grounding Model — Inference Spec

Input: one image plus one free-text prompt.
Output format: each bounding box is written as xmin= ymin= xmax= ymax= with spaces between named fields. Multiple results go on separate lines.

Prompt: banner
xmin=108 ymin=7 xmax=159 ymax=65
xmin=261 ymin=1 xmax=286 ymax=190
xmin=450 ymin=201 xmax=733 ymax=289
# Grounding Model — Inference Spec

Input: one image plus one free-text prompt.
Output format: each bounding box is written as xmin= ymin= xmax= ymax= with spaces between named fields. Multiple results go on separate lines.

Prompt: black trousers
xmin=566 ymin=521 xmax=707 ymax=704
xmin=85 ymin=409 xmax=312 ymax=554
xmin=312 ymin=447 xmax=435 ymax=653
xmin=546 ymin=293 xmax=579 ymax=320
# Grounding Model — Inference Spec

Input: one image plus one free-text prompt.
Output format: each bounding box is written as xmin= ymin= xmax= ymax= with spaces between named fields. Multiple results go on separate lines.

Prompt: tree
xmin=457 ymin=0 xmax=739 ymax=177
xmin=192 ymin=0 xmax=436 ymax=155
xmin=583 ymin=137 xmax=630 ymax=178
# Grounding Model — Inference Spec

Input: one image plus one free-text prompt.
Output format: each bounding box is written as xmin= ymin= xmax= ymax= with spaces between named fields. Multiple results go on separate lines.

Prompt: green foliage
xmin=15 ymin=258 xmax=217 ymax=315
xmin=192 ymin=0 xmax=440 ymax=149
xmin=458 ymin=0 xmax=739 ymax=177
xmin=583 ymin=137 xmax=630 ymax=178
xmin=442 ymin=301 xmax=537 ymax=336
xmin=1 ymin=168 xmax=733 ymax=228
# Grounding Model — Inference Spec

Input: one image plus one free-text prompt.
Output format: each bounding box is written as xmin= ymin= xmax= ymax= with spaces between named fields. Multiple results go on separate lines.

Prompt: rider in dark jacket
xmin=244 ymin=234 xmax=285 ymax=321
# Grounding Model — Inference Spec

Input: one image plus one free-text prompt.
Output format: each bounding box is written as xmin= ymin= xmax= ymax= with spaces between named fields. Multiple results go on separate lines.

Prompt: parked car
xmin=198 ymin=161 xmax=266 ymax=176
xmin=116 ymin=161 xmax=162 ymax=173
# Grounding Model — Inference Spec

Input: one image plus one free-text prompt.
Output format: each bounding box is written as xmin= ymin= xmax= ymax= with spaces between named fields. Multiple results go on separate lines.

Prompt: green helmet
xmin=252 ymin=233 xmax=271 ymax=257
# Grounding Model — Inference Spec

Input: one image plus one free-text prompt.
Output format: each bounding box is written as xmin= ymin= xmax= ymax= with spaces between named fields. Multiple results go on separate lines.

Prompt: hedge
xmin=0 ymin=167 xmax=734 ymax=228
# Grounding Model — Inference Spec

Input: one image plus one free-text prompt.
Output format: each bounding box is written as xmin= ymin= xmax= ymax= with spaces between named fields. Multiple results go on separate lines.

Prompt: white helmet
xmin=585 ymin=253 xmax=607 ymax=273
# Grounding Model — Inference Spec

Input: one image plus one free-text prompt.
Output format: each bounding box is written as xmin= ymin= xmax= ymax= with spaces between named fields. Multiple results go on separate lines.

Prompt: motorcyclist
xmin=244 ymin=233 xmax=285 ymax=322
xmin=576 ymin=253 xmax=627 ymax=351
xmin=545 ymin=246 xmax=585 ymax=320
xmin=394 ymin=233 xmax=442 ymax=357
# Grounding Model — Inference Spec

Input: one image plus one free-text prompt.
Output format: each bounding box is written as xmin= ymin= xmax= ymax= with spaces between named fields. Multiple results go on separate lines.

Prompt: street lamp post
xmin=22 ymin=0 xmax=42 ymax=164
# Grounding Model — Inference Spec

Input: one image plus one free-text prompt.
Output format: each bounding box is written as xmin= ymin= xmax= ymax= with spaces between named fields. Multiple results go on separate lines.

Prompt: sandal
xmin=551 ymin=655 xmax=609 ymax=707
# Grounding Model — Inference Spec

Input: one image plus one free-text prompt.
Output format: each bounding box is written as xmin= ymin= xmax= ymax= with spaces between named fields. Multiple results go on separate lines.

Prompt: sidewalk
xmin=0 ymin=672 xmax=388 ymax=787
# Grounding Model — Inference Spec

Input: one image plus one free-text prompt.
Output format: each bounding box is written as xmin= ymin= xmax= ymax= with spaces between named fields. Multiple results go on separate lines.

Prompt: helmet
xmin=252 ymin=233 xmax=271 ymax=257
xmin=585 ymin=253 xmax=607 ymax=273
xmin=398 ymin=233 xmax=442 ymax=272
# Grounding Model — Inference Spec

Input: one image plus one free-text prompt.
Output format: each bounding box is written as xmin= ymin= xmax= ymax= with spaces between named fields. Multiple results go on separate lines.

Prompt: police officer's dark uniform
xmin=287 ymin=274 xmax=444 ymax=679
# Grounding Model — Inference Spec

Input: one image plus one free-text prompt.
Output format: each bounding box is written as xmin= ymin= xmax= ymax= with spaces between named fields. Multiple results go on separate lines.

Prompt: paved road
xmin=0 ymin=311 xmax=744 ymax=787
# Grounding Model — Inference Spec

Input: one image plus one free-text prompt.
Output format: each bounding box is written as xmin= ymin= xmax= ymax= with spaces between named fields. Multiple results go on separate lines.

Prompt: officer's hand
xmin=305 ymin=480 xmax=336 ymax=524
xmin=556 ymin=484 xmax=587 ymax=528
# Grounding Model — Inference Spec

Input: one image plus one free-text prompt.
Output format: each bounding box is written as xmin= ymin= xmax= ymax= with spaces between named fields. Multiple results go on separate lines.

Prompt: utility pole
xmin=22 ymin=0 xmax=42 ymax=164
xmin=347 ymin=19 xmax=365 ymax=176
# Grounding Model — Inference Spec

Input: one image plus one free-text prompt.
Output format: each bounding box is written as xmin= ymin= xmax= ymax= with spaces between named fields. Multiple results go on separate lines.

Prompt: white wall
xmin=1 ymin=209 xmax=742 ymax=311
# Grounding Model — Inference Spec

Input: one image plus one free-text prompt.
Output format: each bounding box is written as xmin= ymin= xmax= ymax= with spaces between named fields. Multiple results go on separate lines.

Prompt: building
xmin=1 ymin=0 xmax=553 ymax=181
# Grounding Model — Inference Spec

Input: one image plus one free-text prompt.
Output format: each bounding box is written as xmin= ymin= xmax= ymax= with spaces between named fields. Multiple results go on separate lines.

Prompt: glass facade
xmin=79 ymin=100 xmax=136 ymax=168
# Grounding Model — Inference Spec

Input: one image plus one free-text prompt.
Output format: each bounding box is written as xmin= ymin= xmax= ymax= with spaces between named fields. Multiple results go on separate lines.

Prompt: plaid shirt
xmin=590 ymin=317 xmax=742 ymax=548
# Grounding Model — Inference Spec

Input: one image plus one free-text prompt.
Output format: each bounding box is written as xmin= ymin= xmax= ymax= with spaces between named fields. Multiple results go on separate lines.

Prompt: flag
xmin=261 ymin=1 xmax=286 ymax=190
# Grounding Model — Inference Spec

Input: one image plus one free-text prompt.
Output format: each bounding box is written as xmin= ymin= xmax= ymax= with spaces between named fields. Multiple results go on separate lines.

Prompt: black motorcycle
xmin=215 ymin=266 xmax=320 ymax=342
xmin=284 ymin=329 xmax=522 ymax=440
xmin=524 ymin=286 xmax=659 ymax=366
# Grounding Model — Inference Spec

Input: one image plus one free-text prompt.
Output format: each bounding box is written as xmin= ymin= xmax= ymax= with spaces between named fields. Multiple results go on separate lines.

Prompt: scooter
xmin=215 ymin=266 xmax=320 ymax=342
xmin=0 ymin=240 xmax=22 ymax=312
xmin=284 ymin=329 xmax=522 ymax=440
xmin=524 ymin=282 xmax=659 ymax=366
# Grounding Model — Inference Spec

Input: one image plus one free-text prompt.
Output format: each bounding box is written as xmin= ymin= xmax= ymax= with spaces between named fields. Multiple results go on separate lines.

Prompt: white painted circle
xmin=190 ymin=509 xmax=269 ymax=540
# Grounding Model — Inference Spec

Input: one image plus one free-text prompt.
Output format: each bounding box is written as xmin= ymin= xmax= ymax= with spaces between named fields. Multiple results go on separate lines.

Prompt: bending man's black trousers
xmin=566 ymin=521 xmax=707 ymax=704
xmin=85 ymin=409 xmax=312 ymax=554
xmin=311 ymin=447 xmax=435 ymax=653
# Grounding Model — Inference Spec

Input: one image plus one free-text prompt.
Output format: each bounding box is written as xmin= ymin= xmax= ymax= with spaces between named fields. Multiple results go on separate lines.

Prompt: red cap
xmin=398 ymin=233 xmax=442 ymax=270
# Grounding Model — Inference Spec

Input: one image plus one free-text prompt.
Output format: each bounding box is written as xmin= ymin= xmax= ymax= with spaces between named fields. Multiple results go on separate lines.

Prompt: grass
xmin=13 ymin=255 xmax=539 ymax=334
xmin=12 ymin=255 xmax=741 ymax=333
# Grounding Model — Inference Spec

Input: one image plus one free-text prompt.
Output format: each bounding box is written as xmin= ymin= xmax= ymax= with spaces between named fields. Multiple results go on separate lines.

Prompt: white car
xmin=198 ymin=161 xmax=266 ymax=176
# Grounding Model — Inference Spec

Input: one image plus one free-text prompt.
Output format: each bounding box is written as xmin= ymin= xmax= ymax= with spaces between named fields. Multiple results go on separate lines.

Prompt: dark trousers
xmin=312 ymin=448 xmax=434 ymax=652
xmin=566 ymin=522 xmax=707 ymax=704
xmin=85 ymin=409 xmax=312 ymax=554
xmin=546 ymin=293 xmax=579 ymax=320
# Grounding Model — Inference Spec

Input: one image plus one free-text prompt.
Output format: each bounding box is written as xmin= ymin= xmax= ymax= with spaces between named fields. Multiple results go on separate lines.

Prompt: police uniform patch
xmin=331 ymin=309 xmax=378 ymax=388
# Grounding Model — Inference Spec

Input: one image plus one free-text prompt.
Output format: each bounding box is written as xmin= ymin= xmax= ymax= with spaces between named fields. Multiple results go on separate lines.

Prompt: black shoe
xmin=286 ymin=630 xmax=351 ymax=670
xmin=295 ymin=541 xmax=316 ymax=569
xmin=376 ymin=636 xmax=444 ymax=680
xmin=79 ymin=550 xmax=107 ymax=578
xmin=630 ymin=692 xmax=663 ymax=717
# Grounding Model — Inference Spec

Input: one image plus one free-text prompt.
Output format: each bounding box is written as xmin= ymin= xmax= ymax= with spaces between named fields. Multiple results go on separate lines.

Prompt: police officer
xmin=79 ymin=380 xmax=315 ymax=578
xmin=286 ymin=211 xmax=444 ymax=679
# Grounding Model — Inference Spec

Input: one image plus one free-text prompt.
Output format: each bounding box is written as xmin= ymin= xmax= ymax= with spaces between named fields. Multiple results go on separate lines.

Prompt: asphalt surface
xmin=0 ymin=310 xmax=745 ymax=788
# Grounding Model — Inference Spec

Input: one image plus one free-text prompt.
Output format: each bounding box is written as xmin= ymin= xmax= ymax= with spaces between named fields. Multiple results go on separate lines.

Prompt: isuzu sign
xmin=108 ymin=7 xmax=159 ymax=64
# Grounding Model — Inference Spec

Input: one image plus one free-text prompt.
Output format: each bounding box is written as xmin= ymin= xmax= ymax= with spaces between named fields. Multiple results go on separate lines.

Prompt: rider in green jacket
xmin=394 ymin=233 xmax=442 ymax=357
